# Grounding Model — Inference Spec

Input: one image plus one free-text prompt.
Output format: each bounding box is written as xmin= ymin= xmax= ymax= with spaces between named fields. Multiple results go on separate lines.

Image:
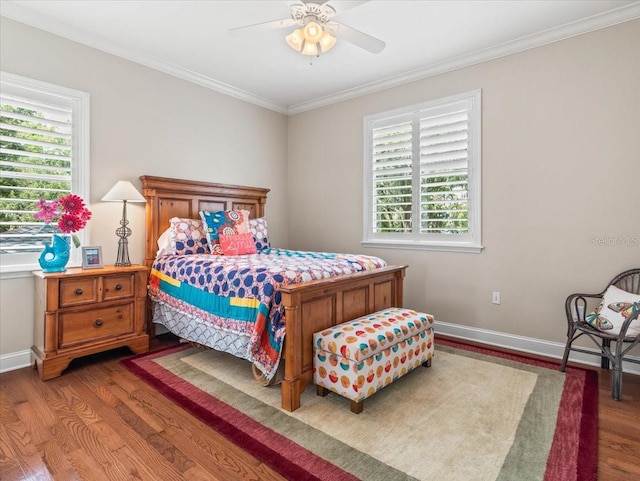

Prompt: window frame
xmin=362 ymin=89 xmax=482 ymax=253
xmin=0 ymin=72 xmax=90 ymax=274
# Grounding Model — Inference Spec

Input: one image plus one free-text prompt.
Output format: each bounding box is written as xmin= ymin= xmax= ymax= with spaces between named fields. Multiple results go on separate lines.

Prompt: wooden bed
xmin=140 ymin=175 xmax=407 ymax=412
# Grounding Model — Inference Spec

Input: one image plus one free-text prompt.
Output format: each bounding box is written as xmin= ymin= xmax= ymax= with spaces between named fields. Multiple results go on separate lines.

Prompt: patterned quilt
xmin=149 ymin=248 xmax=387 ymax=380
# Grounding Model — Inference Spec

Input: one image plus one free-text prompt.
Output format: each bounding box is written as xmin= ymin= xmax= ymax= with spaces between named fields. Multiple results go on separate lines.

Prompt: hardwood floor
xmin=598 ymin=368 xmax=640 ymax=481
xmin=1 ymin=335 xmax=639 ymax=481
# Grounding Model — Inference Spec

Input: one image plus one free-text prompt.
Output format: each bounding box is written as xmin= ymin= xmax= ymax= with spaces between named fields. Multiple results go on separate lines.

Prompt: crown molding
xmin=0 ymin=1 xmax=289 ymax=115
xmin=287 ymin=2 xmax=640 ymax=114
xmin=2 ymin=1 xmax=639 ymax=116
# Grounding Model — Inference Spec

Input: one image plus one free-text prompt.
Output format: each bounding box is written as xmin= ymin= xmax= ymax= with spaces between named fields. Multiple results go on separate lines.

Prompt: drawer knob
xmin=75 ymin=288 xmax=83 ymax=295
xmin=115 ymin=284 xmax=122 ymax=291
xmin=94 ymin=319 xmax=104 ymax=328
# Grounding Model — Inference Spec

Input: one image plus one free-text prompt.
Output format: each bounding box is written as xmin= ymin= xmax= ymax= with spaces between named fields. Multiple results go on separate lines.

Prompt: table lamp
xmin=101 ymin=180 xmax=146 ymax=267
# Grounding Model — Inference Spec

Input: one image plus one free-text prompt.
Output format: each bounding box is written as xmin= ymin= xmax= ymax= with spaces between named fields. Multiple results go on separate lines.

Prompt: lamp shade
xmin=101 ymin=181 xmax=145 ymax=202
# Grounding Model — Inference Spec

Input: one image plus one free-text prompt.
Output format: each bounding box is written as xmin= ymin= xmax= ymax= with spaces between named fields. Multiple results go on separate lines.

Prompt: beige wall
xmin=0 ymin=18 xmax=288 ymax=359
xmin=288 ymin=20 xmax=640 ymax=345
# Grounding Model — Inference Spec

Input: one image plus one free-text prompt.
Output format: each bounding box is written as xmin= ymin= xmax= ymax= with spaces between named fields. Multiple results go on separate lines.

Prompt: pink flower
xmin=58 ymin=213 xmax=85 ymax=233
xmin=34 ymin=194 xmax=92 ymax=235
xmin=80 ymin=208 xmax=92 ymax=222
xmin=34 ymin=199 xmax=60 ymax=224
xmin=59 ymin=194 xmax=86 ymax=216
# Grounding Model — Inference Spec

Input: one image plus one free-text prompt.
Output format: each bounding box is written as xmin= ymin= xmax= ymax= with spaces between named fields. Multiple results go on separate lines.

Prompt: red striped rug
xmin=121 ymin=338 xmax=597 ymax=481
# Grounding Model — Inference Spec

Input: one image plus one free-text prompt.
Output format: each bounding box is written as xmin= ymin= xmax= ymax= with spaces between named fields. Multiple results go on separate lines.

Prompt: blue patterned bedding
xmin=149 ymin=248 xmax=387 ymax=380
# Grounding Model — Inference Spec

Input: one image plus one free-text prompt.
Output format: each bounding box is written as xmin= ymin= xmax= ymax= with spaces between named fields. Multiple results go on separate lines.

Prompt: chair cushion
xmin=586 ymin=285 xmax=640 ymax=336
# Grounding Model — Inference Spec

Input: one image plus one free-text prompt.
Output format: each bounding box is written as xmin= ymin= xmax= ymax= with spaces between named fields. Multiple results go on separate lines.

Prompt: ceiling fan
xmin=229 ymin=1 xmax=385 ymax=56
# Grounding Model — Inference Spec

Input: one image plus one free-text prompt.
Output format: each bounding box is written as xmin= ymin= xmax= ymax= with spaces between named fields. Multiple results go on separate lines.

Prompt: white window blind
xmin=364 ymin=90 xmax=481 ymax=253
xmin=419 ymin=110 xmax=469 ymax=235
xmin=372 ymin=120 xmax=413 ymax=233
xmin=0 ymin=72 xmax=90 ymax=273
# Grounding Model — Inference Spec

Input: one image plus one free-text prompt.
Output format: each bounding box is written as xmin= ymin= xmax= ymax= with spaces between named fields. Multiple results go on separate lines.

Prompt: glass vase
xmin=38 ymin=234 xmax=70 ymax=273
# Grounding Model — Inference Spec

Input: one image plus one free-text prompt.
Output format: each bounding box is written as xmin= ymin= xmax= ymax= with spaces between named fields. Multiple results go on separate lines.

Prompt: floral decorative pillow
xmin=219 ymin=233 xmax=257 ymax=256
xmin=585 ymin=285 xmax=640 ymax=336
xmin=199 ymin=209 xmax=250 ymax=255
xmin=249 ymin=217 xmax=270 ymax=251
xmin=169 ymin=218 xmax=210 ymax=255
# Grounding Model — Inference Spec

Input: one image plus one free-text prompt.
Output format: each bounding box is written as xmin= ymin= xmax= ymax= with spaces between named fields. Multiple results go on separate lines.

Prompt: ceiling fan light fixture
xmin=239 ymin=1 xmax=385 ymax=57
xmin=286 ymin=21 xmax=329 ymax=57
xmin=303 ymin=21 xmax=323 ymax=43
xmin=319 ymin=31 xmax=336 ymax=53
xmin=285 ymin=28 xmax=304 ymax=51
xmin=302 ymin=40 xmax=318 ymax=56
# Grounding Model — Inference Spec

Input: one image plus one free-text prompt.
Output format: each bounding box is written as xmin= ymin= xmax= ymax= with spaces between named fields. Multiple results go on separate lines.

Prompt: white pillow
xmin=586 ymin=285 xmax=640 ymax=336
xmin=156 ymin=228 xmax=173 ymax=257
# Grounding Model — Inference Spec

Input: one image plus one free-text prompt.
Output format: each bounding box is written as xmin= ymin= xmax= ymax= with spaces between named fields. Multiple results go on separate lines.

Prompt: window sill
xmin=0 ymin=261 xmax=82 ymax=279
xmin=361 ymin=240 xmax=483 ymax=254
xmin=0 ymin=265 xmax=38 ymax=279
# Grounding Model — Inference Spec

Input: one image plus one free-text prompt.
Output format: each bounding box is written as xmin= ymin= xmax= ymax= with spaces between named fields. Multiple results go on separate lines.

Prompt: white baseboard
xmin=434 ymin=320 xmax=640 ymax=375
xmin=0 ymin=349 xmax=32 ymax=373
xmin=1 ymin=323 xmax=638 ymax=376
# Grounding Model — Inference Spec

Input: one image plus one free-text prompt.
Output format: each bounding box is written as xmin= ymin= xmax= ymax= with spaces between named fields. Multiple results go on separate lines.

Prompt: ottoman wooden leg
xmin=350 ymin=400 xmax=364 ymax=414
xmin=422 ymin=358 xmax=432 ymax=368
xmin=317 ymin=385 xmax=329 ymax=397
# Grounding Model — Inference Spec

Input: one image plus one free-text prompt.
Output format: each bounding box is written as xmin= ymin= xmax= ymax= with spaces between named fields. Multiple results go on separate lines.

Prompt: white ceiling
xmin=2 ymin=0 xmax=639 ymax=114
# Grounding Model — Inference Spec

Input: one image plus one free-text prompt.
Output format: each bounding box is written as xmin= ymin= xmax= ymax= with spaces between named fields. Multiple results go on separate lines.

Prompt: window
xmin=0 ymin=72 xmax=90 ymax=273
xmin=363 ymin=90 xmax=481 ymax=253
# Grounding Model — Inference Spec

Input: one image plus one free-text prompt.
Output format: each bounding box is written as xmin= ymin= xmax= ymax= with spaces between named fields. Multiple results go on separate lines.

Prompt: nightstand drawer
xmin=103 ymin=274 xmax=135 ymax=301
xmin=59 ymin=303 xmax=134 ymax=348
xmin=60 ymin=277 xmax=99 ymax=306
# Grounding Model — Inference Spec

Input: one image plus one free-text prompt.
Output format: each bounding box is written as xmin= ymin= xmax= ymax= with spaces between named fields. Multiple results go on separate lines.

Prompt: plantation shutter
xmin=371 ymin=119 xmax=414 ymax=233
xmin=419 ymin=109 xmax=469 ymax=235
xmin=364 ymin=90 xmax=480 ymax=251
xmin=370 ymin=108 xmax=470 ymax=237
xmin=0 ymin=92 xmax=73 ymax=254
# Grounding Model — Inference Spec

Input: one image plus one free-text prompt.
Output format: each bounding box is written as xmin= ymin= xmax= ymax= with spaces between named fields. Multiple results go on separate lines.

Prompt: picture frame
xmin=81 ymin=246 xmax=103 ymax=269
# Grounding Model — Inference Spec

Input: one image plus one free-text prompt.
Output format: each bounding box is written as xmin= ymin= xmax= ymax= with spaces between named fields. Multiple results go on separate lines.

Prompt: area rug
xmin=121 ymin=338 xmax=597 ymax=481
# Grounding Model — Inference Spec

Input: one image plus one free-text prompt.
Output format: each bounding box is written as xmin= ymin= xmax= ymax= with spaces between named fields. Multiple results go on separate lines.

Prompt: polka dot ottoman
xmin=313 ymin=307 xmax=434 ymax=414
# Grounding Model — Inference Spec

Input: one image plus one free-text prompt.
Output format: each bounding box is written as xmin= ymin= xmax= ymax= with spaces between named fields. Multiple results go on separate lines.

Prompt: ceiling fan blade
xmin=324 ymin=1 xmax=370 ymax=17
xmin=229 ymin=18 xmax=298 ymax=35
xmin=329 ymin=22 xmax=385 ymax=54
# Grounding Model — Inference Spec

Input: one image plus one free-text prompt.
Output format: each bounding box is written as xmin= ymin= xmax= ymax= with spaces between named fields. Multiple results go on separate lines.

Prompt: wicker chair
xmin=560 ymin=268 xmax=640 ymax=400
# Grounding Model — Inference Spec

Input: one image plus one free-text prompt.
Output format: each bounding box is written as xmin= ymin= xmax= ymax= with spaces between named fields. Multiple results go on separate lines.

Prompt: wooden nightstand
xmin=32 ymin=264 xmax=150 ymax=380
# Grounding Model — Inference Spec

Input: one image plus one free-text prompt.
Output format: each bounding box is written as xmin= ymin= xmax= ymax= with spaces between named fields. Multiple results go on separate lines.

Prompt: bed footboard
xmin=279 ymin=265 xmax=406 ymax=412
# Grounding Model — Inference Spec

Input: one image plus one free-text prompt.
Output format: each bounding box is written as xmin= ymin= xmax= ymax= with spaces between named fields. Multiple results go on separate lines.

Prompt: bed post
xmin=279 ymin=265 xmax=407 ymax=412
xmin=140 ymin=177 xmax=158 ymax=270
xmin=281 ymin=302 xmax=303 ymax=412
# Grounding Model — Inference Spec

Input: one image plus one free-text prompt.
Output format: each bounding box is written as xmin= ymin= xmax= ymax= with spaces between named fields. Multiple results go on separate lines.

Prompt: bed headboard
xmin=140 ymin=175 xmax=270 ymax=268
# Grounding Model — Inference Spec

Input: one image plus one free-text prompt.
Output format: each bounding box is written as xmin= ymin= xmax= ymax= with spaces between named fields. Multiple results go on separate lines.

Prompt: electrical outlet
xmin=492 ymin=291 xmax=501 ymax=305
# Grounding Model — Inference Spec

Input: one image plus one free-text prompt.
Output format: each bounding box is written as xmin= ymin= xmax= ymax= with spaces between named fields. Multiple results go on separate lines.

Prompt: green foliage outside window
xmin=421 ymin=173 xmax=468 ymax=234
